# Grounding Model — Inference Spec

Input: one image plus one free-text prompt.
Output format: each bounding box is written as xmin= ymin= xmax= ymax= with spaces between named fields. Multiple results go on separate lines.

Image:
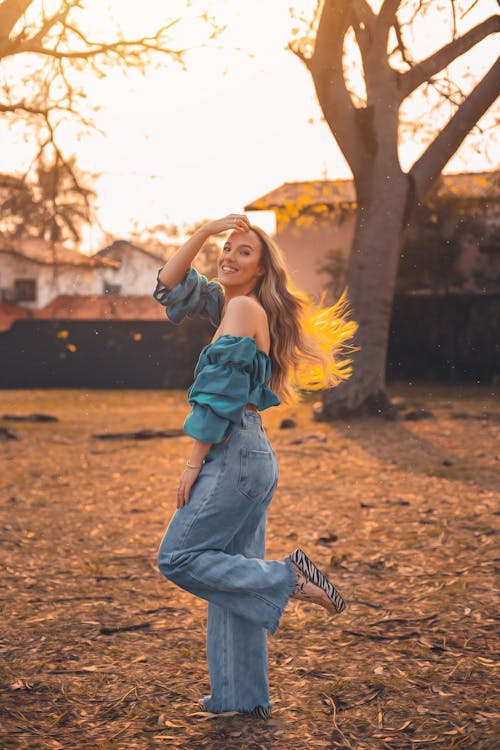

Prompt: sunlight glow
xmin=1 ymin=0 xmax=498 ymax=250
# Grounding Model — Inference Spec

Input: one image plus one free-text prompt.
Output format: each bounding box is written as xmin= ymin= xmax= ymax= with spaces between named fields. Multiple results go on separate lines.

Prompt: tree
xmin=100 ymin=220 xmax=220 ymax=277
xmin=291 ymin=0 xmax=500 ymax=417
xmin=0 ymin=0 xmax=216 ymax=236
xmin=321 ymin=176 xmax=500 ymax=297
xmin=0 ymin=155 xmax=95 ymax=242
xmin=396 ymin=177 xmax=495 ymax=295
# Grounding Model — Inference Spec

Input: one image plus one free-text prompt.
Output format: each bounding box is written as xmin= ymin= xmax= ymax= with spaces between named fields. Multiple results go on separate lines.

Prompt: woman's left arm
xmin=177 ymin=439 xmax=211 ymax=508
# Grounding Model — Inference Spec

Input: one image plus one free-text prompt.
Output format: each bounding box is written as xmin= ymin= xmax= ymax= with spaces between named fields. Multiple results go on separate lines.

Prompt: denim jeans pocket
xmin=237 ymin=448 xmax=276 ymax=502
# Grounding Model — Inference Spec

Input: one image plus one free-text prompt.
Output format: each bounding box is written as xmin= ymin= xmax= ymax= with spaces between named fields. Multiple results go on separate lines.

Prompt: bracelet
xmin=186 ymin=459 xmax=202 ymax=470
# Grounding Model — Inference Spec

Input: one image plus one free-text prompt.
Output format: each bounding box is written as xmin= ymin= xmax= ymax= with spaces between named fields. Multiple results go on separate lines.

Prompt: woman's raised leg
xmin=157 ymin=433 xmax=296 ymax=635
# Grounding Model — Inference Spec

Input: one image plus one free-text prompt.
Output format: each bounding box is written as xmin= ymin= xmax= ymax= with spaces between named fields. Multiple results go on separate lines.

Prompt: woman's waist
xmin=239 ymin=406 xmax=265 ymax=434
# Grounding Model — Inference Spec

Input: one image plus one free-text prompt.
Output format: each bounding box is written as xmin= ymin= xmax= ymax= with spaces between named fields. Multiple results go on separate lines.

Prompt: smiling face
xmin=217 ymin=229 xmax=265 ymax=292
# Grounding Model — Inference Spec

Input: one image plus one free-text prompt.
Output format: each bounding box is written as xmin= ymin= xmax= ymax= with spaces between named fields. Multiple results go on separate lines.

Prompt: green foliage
xmin=318 ymin=247 xmax=348 ymax=299
xmin=320 ymin=177 xmax=500 ymax=298
xmin=397 ymin=181 xmax=497 ymax=293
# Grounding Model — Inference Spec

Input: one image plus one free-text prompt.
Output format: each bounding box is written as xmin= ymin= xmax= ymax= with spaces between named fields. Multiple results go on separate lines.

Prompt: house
xmin=0 ymin=238 xmax=119 ymax=311
xmin=95 ymin=240 xmax=177 ymax=296
xmin=245 ymin=180 xmax=355 ymax=298
xmin=0 ymin=240 xmax=179 ymax=332
xmin=245 ymin=172 xmax=500 ymax=299
xmin=0 ymin=238 xmax=171 ymax=329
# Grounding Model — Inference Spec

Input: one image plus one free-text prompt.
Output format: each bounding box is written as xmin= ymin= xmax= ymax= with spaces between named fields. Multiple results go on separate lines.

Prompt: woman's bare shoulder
xmin=225 ymin=295 xmax=265 ymax=314
xmin=226 ymin=296 xmax=269 ymax=326
xmin=220 ymin=296 xmax=270 ymax=350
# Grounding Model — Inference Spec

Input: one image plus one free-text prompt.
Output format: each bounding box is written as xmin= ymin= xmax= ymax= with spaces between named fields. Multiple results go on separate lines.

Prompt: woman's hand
xmin=203 ymin=214 xmax=251 ymax=236
xmin=176 ymin=465 xmax=202 ymax=508
xmin=156 ymin=214 xmax=251 ymax=289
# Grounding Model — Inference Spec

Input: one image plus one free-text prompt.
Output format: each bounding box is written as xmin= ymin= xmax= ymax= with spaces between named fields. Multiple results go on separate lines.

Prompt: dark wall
xmin=0 ymin=318 xmax=213 ymax=388
xmin=387 ymin=293 xmax=500 ymax=382
xmin=1 ymin=294 xmax=499 ymax=388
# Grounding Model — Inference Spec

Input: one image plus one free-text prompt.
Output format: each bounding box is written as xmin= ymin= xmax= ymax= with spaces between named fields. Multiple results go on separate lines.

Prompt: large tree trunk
xmin=321 ymin=165 xmax=408 ymax=418
xmin=305 ymin=0 xmax=500 ymax=420
xmin=311 ymin=8 xmax=410 ymax=417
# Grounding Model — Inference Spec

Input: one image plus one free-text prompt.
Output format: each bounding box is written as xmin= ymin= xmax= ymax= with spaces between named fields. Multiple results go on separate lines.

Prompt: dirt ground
xmin=0 ymin=383 xmax=498 ymax=750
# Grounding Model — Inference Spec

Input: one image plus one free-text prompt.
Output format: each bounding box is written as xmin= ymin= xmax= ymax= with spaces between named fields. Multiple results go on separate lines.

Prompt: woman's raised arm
xmin=157 ymin=214 xmax=251 ymax=288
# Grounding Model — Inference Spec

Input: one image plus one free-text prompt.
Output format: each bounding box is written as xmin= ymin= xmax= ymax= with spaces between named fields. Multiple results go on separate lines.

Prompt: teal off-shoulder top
xmin=153 ymin=267 xmax=280 ymax=443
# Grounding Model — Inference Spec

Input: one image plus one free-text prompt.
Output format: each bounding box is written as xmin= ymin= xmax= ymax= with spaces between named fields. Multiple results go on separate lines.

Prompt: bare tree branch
xmin=351 ymin=0 xmax=376 ymax=60
xmin=411 ymin=55 xmax=500 ymax=199
xmin=401 ymin=14 xmax=500 ymax=98
xmin=0 ymin=100 xmax=48 ymax=116
xmin=1 ymin=20 xmax=185 ymax=62
xmin=309 ymin=0 xmax=366 ymax=174
xmin=288 ymin=42 xmax=310 ymax=69
xmin=450 ymin=0 xmax=458 ymax=39
xmin=378 ymin=0 xmax=402 ymax=28
xmin=0 ymin=96 xmax=97 ymax=133
xmin=393 ymin=16 xmax=413 ymax=67
xmin=0 ymin=0 xmax=32 ymax=42
xmin=352 ymin=0 xmax=375 ymax=30
xmin=374 ymin=0 xmax=402 ymax=51
xmin=461 ymin=0 xmax=481 ymax=19
xmin=31 ymin=3 xmax=74 ymax=46
xmin=0 ymin=1 xmax=217 ymax=222
xmin=424 ymin=74 xmax=468 ymax=108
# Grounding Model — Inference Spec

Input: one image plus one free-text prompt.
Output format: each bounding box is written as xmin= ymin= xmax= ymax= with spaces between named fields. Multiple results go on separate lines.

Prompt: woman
xmin=153 ymin=214 xmax=356 ymax=719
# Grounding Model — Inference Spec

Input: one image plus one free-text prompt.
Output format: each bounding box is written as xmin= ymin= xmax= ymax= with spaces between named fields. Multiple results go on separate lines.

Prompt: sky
xmin=2 ymin=0 xmax=499 ymax=250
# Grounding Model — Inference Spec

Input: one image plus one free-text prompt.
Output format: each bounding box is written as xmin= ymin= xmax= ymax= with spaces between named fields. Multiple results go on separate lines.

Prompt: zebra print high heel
xmin=290 ymin=548 xmax=346 ymax=615
xmin=196 ymin=698 xmax=272 ymax=719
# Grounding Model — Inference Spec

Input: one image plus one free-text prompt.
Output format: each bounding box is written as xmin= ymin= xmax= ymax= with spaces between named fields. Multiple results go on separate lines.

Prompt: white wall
xmin=97 ymin=246 xmax=165 ymax=295
xmin=0 ymin=254 xmax=105 ymax=309
xmin=0 ymin=247 xmax=164 ymax=310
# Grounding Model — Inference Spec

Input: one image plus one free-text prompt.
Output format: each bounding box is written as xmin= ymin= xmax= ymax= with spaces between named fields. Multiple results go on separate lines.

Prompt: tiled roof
xmin=0 ymin=302 xmax=29 ymax=332
xmin=96 ymin=240 xmax=178 ymax=263
xmin=0 ymin=238 xmax=120 ymax=268
xmin=35 ymin=295 xmax=166 ymax=320
xmin=245 ymin=179 xmax=356 ymax=210
xmin=245 ymin=171 xmax=500 ymax=210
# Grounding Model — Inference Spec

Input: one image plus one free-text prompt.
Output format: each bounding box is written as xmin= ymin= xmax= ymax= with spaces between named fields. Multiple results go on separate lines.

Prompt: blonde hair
xmin=249 ymin=226 xmax=359 ymax=404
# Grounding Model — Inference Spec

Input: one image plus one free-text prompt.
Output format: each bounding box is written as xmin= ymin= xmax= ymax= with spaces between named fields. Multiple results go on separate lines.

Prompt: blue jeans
xmin=157 ymin=409 xmax=297 ymax=714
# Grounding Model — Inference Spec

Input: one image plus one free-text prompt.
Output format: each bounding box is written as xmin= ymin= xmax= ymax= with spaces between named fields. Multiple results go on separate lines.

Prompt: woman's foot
xmin=195 ymin=698 xmax=272 ymax=719
xmin=290 ymin=548 xmax=346 ymax=615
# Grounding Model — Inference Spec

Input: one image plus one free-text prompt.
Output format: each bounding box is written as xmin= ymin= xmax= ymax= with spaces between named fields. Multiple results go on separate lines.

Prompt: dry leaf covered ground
xmin=0 ymin=384 xmax=498 ymax=750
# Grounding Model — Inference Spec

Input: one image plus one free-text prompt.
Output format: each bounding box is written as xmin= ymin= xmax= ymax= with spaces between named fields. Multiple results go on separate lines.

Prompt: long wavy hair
xmin=249 ymin=226 xmax=358 ymax=404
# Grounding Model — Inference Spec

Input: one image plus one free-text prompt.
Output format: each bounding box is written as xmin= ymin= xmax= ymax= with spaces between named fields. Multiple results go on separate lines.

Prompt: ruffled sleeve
xmin=152 ymin=266 xmax=224 ymax=327
xmin=183 ymin=336 xmax=280 ymax=444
